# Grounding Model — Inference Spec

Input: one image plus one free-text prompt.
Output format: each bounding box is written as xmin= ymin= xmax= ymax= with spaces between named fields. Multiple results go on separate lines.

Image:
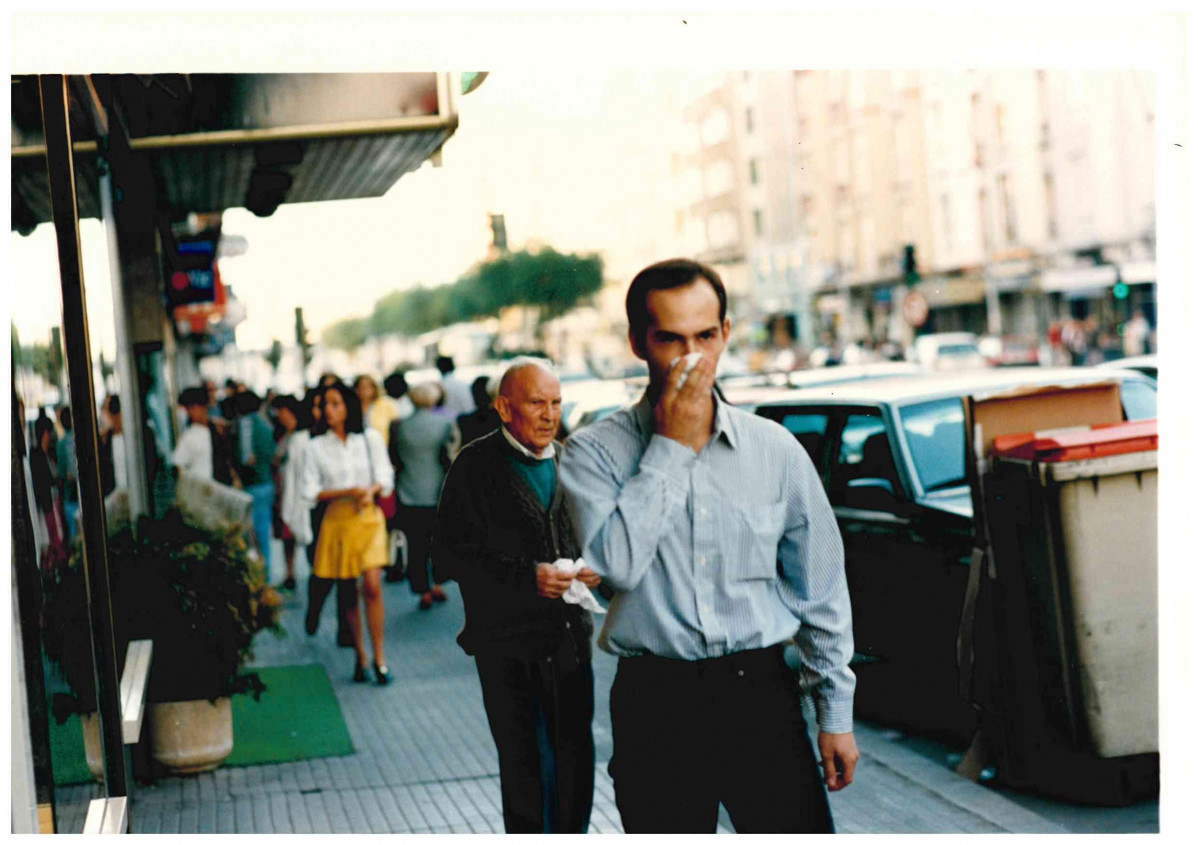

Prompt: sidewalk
xmin=56 ymin=567 xmax=1067 ymax=834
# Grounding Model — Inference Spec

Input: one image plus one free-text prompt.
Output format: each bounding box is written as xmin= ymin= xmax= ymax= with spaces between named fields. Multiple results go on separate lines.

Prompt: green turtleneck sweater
xmin=502 ymin=445 xmax=557 ymax=511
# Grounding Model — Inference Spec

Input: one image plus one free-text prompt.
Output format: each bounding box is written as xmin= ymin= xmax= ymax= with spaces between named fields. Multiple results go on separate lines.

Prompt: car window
xmin=1119 ymin=379 xmax=1156 ymax=421
xmin=830 ymin=411 xmax=901 ymax=508
xmin=898 ymin=398 xmax=966 ymax=493
xmin=778 ymin=412 xmax=829 ymax=464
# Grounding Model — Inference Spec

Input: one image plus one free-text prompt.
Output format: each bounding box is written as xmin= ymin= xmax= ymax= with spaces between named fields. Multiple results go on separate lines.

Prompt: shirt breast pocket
xmin=727 ymin=499 xmax=788 ymax=581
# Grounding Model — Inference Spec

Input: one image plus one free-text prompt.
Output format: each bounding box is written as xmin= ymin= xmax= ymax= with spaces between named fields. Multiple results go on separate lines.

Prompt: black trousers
xmin=609 ymin=645 xmax=834 ymax=833
xmin=475 ymin=646 xmax=595 ymax=833
xmin=400 ymin=506 xmax=442 ymax=594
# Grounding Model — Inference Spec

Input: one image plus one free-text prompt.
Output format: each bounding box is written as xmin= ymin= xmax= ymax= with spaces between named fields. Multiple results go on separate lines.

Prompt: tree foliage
xmin=365 ymin=248 xmax=604 ymax=339
xmin=322 ymin=317 xmax=370 ymax=351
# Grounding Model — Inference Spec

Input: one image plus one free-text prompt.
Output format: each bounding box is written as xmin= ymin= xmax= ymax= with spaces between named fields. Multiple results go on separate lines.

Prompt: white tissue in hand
xmin=671 ymin=352 xmax=704 ymax=389
xmin=552 ymin=558 xmax=606 ymax=614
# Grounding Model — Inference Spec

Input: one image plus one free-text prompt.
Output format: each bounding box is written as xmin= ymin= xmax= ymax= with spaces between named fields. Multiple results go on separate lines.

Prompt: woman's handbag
xmin=364 ymin=432 xmax=398 ymax=520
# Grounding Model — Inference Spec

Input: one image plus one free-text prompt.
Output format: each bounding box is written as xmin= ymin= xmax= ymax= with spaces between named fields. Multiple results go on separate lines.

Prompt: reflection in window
xmin=1119 ymin=379 xmax=1157 ymax=421
xmin=779 ymin=412 xmax=828 ymax=463
xmin=899 ymin=398 xmax=966 ymax=492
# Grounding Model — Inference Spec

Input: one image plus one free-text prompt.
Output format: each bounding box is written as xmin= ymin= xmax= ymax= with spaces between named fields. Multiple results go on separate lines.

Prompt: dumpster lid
xmin=991 ymin=419 xmax=1157 ymax=462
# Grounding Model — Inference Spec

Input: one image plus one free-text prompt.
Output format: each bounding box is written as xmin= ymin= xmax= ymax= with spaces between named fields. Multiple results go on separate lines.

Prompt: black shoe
xmin=373 ymin=663 xmax=392 ymax=686
xmin=353 ymin=662 xmax=368 ymax=683
xmin=282 ymin=576 xmax=297 ymax=592
xmin=305 ymin=605 xmax=320 ymax=636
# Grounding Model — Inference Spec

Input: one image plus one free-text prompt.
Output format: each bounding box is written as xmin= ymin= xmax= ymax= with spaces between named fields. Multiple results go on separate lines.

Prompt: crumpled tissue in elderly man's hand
xmin=552 ymin=558 xmax=606 ymax=614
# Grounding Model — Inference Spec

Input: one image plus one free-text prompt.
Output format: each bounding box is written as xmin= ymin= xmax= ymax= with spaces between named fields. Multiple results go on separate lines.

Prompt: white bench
xmin=119 ymin=639 xmax=153 ymax=744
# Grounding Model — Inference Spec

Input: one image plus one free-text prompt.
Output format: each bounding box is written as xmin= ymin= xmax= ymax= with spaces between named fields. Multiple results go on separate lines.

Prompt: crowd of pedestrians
xmin=27 ymin=260 xmax=860 ymax=834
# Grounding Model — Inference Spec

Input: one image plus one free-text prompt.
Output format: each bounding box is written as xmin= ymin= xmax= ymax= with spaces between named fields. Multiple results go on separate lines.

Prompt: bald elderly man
xmin=432 ymin=357 xmax=600 ymax=833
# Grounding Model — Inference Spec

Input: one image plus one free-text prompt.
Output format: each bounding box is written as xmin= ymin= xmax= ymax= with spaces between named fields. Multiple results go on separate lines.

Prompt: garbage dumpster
xmin=977 ymin=418 xmax=1158 ymax=804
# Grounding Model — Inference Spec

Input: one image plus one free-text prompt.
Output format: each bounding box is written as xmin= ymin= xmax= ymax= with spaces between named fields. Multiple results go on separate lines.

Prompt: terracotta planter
xmin=148 ymin=698 xmax=234 ymax=774
xmin=81 ymin=713 xmax=105 ymax=781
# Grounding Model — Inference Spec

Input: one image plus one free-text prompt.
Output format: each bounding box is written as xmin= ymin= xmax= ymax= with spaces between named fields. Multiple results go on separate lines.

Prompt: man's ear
xmin=495 ymin=395 xmax=513 ymax=424
xmin=722 ymin=317 xmax=732 ymax=342
xmin=628 ymin=328 xmax=647 ymax=361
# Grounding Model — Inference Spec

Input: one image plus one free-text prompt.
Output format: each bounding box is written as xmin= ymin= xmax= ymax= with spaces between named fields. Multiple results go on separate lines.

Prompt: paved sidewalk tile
xmin=106 ymin=557 xmax=1065 ymax=835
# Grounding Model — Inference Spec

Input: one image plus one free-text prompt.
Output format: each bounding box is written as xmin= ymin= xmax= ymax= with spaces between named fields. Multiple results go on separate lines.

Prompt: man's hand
xmin=536 ymin=563 xmax=575 ymax=599
xmin=653 ymin=354 xmax=717 ymax=454
xmin=817 ymin=731 xmax=860 ymax=792
xmin=575 ymin=567 xmax=602 ymax=589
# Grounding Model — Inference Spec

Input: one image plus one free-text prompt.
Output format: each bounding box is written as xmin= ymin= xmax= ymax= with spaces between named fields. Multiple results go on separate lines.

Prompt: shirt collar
xmin=633 ymin=387 xmax=740 ymax=450
xmin=501 ymin=425 xmax=555 ymax=461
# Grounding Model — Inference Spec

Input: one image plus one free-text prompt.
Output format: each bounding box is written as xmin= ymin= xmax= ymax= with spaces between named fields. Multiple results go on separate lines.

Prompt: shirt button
xmin=737 ymin=670 xmax=745 ymax=677
xmin=700 ymin=508 xmax=708 ymax=518
xmin=699 ymin=556 xmax=708 ymax=566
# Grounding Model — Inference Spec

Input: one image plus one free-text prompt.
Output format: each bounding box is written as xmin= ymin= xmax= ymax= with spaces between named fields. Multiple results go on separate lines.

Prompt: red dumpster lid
xmin=991 ymin=419 xmax=1157 ymax=462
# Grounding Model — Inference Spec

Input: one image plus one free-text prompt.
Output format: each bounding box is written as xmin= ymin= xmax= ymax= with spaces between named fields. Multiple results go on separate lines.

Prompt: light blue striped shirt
xmin=559 ymin=390 xmax=856 ymax=733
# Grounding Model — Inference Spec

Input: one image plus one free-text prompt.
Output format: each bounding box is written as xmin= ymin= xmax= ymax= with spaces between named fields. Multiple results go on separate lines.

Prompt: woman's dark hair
xmin=272 ymin=394 xmax=313 ymax=431
xmin=58 ymin=405 xmax=73 ymax=432
xmin=35 ymin=415 xmax=56 ymax=447
xmin=312 ymin=381 xmax=364 ymax=435
xmin=106 ymin=395 xmax=121 ymax=415
xmin=625 ymin=258 xmax=727 ymax=350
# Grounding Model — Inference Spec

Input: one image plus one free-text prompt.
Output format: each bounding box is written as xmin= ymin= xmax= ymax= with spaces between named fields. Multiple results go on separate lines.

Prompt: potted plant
xmin=41 ymin=508 xmax=283 ymax=778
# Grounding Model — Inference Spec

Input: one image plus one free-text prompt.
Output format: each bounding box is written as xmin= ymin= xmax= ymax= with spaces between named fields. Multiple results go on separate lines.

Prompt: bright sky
xmin=9 ymin=68 xmax=688 ymax=353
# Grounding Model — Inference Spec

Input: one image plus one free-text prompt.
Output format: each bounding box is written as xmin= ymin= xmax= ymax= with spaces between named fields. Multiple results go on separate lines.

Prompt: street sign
xmin=902 ymin=289 xmax=929 ymax=327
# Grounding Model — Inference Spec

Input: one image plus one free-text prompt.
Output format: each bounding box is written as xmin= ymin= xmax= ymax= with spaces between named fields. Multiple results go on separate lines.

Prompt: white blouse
xmin=280 ymin=430 xmax=314 ymax=544
xmin=300 ymin=428 xmax=395 ymax=508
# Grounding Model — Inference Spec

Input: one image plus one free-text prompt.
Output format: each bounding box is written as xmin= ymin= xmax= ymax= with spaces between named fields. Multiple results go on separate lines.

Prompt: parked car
xmin=979 ymin=334 xmax=1041 ymax=367
xmin=1095 ymin=354 xmax=1157 ymax=381
xmin=560 ymin=378 xmax=642 ymax=436
xmin=753 ymin=367 xmax=1157 ymax=743
xmin=909 ymin=332 xmax=989 ymax=372
xmin=717 ymin=362 xmax=924 ymax=412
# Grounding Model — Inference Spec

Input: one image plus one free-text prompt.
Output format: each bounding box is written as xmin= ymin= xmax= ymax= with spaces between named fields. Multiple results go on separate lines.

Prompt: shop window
xmin=749 ymin=158 xmax=760 ymax=185
xmin=746 ymin=106 xmax=755 ymax=134
xmin=753 ymin=208 xmax=765 ymax=237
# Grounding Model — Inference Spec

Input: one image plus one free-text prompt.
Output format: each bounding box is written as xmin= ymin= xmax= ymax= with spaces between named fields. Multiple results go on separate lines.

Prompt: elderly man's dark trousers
xmin=475 ymin=649 xmax=595 ymax=833
xmin=608 ymin=645 xmax=834 ymax=833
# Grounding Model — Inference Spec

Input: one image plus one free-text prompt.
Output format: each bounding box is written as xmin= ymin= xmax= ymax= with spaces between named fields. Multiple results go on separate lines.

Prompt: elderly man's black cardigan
xmin=432 ymin=428 xmax=593 ymax=662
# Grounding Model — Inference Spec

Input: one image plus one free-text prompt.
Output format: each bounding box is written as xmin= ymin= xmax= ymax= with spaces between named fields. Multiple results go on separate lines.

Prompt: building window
xmin=801 ymin=194 xmax=814 ymax=217
xmin=1044 ymin=173 xmax=1059 ymax=239
xmin=749 ymin=158 xmax=760 ymax=185
xmin=745 ymin=106 xmax=755 ymax=134
xmin=754 ymin=208 xmax=765 ymax=237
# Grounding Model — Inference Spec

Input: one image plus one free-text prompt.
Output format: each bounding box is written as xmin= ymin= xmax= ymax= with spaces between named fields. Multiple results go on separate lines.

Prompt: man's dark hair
xmin=312 ymin=381 xmax=364 ymax=435
xmin=435 ymin=355 xmax=455 ymax=375
xmin=625 ymin=258 xmax=727 ymax=349
xmin=106 ymin=395 xmax=121 ymax=416
xmin=469 ymin=375 xmax=491 ymax=410
xmin=235 ymin=391 xmax=262 ymax=415
xmin=382 ymin=370 xmax=409 ymax=399
xmin=57 ymin=405 xmax=73 ymax=432
xmin=179 ymin=386 xmax=209 ymax=408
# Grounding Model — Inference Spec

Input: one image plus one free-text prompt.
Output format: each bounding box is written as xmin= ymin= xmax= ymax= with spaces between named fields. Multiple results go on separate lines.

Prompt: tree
xmin=322 ymin=317 xmax=370 ymax=351
xmin=264 ymin=339 xmax=284 ymax=373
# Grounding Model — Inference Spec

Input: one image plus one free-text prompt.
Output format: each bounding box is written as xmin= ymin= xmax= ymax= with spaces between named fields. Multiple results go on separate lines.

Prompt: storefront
xmin=914 ymin=276 xmax=988 ymax=335
xmin=10 ymin=72 xmax=467 ymax=833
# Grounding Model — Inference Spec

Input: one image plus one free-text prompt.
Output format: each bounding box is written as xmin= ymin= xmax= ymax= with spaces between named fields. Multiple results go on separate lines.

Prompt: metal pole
xmin=37 ymin=73 xmax=129 ymax=798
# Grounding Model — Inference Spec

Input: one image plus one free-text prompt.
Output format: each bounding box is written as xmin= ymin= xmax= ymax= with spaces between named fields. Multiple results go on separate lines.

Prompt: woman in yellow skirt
xmin=301 ymin=381 xmax=395 ymax=684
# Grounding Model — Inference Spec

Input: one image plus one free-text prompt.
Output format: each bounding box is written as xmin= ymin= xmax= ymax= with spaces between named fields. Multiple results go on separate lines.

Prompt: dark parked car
xmin=754 ymin=367 xmax=1157 ymax=743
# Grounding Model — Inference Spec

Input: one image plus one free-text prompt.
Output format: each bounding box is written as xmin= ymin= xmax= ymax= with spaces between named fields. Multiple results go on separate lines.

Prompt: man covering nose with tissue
xmin=432 ymin=356 xmax=599 ymax=833
xmin=561 ymin=259 xmax=858 ymax=833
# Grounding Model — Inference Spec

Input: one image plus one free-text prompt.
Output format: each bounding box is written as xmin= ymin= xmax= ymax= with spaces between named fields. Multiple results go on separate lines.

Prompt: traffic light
xmin=1113 ymin=281 xmax=1130 ymax=300
xmin=490 ymin=214 xmax=508 ymax=252
xmin=903 ymin=244 xmax=919 ymax=285
xmin=295 ymin=307 xmax=313 ymax=370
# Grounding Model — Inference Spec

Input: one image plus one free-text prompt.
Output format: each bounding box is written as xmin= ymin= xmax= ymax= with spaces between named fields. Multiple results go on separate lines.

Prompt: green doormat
xmin=224 ymin=664 xmax=355 ymax=767
xmin=48 ymin=712 xmax=93 ymax=786
xmin=46 ymin=664 xmax=354 ymax=784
